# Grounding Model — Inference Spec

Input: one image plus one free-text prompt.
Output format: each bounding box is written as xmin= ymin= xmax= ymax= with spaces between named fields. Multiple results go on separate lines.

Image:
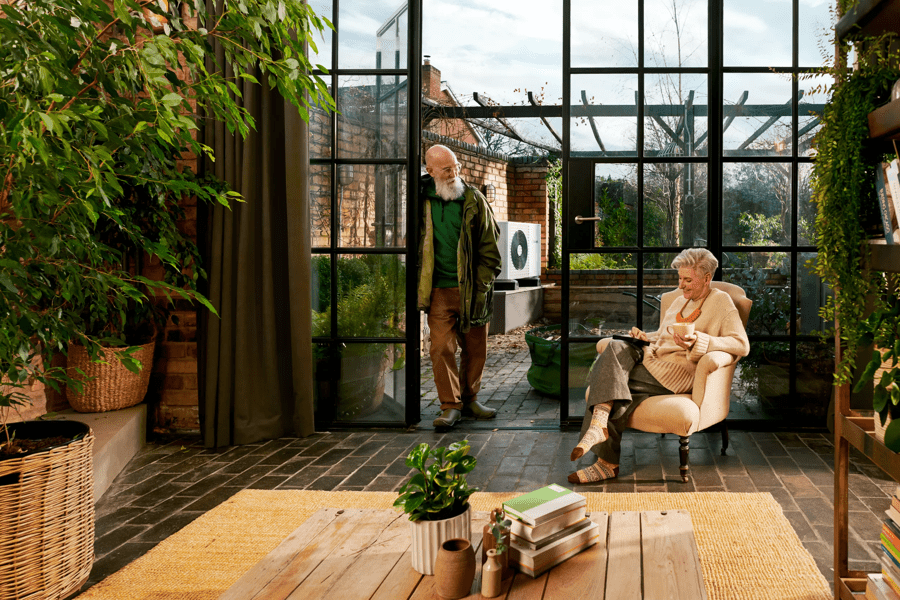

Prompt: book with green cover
xmin=503 ymin=484 xmax=586 ymax=527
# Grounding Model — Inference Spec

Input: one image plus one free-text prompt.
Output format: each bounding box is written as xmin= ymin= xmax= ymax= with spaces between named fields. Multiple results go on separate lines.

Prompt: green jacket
xmin=417 ymin=176 xmax=502 ymax=332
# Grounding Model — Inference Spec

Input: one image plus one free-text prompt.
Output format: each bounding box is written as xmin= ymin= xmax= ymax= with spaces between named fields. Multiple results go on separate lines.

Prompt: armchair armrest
xmin=692 ymin=351 xmax=739 ymax=426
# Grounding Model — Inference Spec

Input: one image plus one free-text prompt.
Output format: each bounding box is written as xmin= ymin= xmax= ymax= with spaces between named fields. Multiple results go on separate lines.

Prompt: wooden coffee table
xmin=218 ymin=507 xmax=707 ymax=599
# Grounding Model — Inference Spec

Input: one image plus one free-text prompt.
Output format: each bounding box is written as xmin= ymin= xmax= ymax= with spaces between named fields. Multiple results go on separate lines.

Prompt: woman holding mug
xmin=568 ymin=248 xmax=750 ymax=484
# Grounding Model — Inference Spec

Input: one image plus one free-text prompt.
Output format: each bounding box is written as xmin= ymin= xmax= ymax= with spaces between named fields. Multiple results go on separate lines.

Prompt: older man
xmin=417 ymin=145 xmax=502 ymax=428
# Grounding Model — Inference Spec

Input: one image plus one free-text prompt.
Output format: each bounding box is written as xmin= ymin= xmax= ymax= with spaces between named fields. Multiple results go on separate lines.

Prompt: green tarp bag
xmin=525 ymin=324 xmax=597 ymax=397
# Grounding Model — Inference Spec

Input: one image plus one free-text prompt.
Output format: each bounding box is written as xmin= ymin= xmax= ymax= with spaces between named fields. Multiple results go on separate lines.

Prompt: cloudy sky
xmin=309 ymin=0 xmax=834 ymax=151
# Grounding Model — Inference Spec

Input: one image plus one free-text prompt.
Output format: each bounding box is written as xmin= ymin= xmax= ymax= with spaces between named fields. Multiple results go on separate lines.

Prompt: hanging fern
xmin=812 ymin=36 xmax=900 ymax=387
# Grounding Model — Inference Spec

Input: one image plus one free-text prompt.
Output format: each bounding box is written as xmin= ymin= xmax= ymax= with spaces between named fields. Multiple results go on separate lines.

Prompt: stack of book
xmin=502 ymin=483 xmax=600 ymax=577
xmin=875 ymin=486 xmax=900 ymax=600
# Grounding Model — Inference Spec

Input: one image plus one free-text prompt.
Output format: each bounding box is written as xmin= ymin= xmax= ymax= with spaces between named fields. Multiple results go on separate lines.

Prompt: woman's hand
xmin=672 ymin=332 xmax=696 ymax=351
xmin=630 ymin=327 xmax=649 ymax=342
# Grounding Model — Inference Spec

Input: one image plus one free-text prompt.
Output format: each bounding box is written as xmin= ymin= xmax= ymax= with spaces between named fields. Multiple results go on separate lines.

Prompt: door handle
xmin=574 ymin=215 xmax=602 ymax=224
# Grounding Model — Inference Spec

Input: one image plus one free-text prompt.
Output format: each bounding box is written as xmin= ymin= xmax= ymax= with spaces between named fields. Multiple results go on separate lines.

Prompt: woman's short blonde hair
xmin=671 ymin=248 xmax=718 ymax=278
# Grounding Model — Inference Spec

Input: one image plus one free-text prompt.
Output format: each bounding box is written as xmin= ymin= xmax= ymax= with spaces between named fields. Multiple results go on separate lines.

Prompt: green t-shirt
xmin=428 ymin=183 xmax=463 ymax=288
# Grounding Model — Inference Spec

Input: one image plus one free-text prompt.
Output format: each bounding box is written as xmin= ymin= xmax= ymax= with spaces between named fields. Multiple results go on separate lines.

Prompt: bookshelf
xmin=834 ymin=242 xmax=900 ymax=600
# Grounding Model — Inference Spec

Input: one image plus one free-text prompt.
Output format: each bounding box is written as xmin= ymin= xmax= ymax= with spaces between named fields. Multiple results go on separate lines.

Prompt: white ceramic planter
xmin=409 ymin=505 xmax=472 ymax=575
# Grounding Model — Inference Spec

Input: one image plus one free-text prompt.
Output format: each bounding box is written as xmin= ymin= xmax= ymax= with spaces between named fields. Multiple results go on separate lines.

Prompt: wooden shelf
xmin=866 ymin=239 xmax=900 ymax=272
xmin=869 ymin=99 xmax=900 ymax=141
xmin=839 ymin=414 xmax=900 ymax=480
xmin=836 ymin=0 xmax=900 ymax=40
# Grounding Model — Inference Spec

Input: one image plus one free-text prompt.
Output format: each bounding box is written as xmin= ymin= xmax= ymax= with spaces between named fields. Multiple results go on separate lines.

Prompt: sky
xmin=308 ymin=0 xmax=835 ymax=152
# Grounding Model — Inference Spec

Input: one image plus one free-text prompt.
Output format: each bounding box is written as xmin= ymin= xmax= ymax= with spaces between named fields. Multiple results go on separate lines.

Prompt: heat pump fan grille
xmin=510 ymin=230 xmax=528 ymax=271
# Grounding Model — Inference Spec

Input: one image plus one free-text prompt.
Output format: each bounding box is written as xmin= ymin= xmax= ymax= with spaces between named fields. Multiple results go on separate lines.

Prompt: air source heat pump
xmin=497 ymin=221 xmax=541 ymax=280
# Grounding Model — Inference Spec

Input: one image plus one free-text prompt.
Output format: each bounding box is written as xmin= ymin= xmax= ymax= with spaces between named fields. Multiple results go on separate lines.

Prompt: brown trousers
xmin=428 ymin=287 xmax=488 ymax=411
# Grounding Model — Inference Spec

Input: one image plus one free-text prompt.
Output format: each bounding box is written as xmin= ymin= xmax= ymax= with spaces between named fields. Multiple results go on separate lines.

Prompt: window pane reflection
xmin=592 ymin=163 xmax=637 ymax=248
xmin=645 ymin=0 xmax=708 ymax=68
xmin=724 ymin=0 xmax=791 ymax=67
xmin=644 ymin=163 xmax=709 ymax=247
xmin=723 ymin=74 xmax=793 ymax=156
xmin=644 ymin=74 xmax=708 ymax=158
xmin=797 ymin=251 xmax=830 ymax=334
xmin=571 ymin=0 xmax=638 ymax=67
xmin=723 ymin=163 xmax=792 ymax=246
xmin=334 ymin=254 xmax=405 ymax=338
xmin=308 ymin=0 xmax=333 ymax=68
xmin=338 ymin=0 xmax=408 ymax=70
xmin=571 ymin=75 xmax=638 ymax=155
xmin=338 ymin=75 xmax=407 ymax=159
xmin=337 ymin=164 xmax=407 ymax=248
xmin=798 ymin=163 xmax=815 ymax=245
xmin=722 ymin=251 xmax=791 ymax=337
xmin=314 ymin=342 xmax=406 ymax=422
xmin=641 ymin=253 xmax=679 ymax=333
xmin=310 ymin=165 xmax=331 ymax=248
xmin=568 ymin=253 xmax=637 ymax=334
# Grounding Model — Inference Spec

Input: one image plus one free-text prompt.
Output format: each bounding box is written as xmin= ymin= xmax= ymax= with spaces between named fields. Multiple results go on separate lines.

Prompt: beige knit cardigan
xmin=642 ymin=287 xmax=750 ymax=394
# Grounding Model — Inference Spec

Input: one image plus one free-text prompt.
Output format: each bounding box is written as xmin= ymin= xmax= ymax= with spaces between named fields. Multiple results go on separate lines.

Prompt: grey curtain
xmin=199 ymin=57 xmax=314 ymax=447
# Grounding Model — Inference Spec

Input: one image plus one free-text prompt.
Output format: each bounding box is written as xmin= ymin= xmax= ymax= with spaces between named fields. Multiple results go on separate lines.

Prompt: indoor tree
xmin=0 ymin=0 xmax=334 ymax=446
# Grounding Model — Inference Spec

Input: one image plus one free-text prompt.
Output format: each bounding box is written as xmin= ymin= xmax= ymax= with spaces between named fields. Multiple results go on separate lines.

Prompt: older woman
xmin=568 ymin=248 xmax=750 ymax=484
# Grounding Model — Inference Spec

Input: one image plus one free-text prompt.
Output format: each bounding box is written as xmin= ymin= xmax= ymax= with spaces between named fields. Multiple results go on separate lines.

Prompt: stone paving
xmin=74 ymin=341 xmax=890 ymax=597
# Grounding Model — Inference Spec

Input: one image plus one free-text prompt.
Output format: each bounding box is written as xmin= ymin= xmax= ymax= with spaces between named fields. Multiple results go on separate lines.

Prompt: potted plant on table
xmin=394 ymin=440 xmax=478 ymax=575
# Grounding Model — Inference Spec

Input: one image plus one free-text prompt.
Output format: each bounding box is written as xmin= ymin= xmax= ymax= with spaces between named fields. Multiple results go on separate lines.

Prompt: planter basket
xmin=0 ymin=420 xmax=95 ymax=599
xmin=66 ymin=340 xmax=155 ymax=413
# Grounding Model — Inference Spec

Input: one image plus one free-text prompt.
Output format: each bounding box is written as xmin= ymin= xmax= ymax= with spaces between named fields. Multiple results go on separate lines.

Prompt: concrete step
xmin=58 ymin=404 xmax=147 ymax=503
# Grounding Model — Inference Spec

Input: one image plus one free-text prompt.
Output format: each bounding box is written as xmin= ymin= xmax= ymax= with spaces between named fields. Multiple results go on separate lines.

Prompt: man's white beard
xmin=435 ymin=177 xmax=465 ymax=201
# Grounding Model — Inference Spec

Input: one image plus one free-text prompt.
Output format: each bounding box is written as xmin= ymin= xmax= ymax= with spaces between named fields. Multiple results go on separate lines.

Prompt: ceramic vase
xmin=409 ymin=505 xmax=471 ymax=575
xmin=481 ymin=523 xmax=511 ymax=579
xmin=481 ymin=549 xmax=503 ymax=598
xmin=433 ymin=538 xmax=476 ymax=600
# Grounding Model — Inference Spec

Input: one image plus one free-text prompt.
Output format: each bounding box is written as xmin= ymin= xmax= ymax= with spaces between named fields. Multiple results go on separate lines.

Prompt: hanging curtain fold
xmin=199 ymin=16 xmax=314 ymax=447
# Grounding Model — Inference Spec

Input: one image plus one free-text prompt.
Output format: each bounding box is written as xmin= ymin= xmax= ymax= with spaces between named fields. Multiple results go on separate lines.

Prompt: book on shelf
xmin=868 ymin=572 xmax=900 ymax=600
xmin=877 ymin=164 xmax=896 ymax=245
xmin=882 ymin=553 xmax=900 ymax=598
xmin=883 ymin=532 xmax=900 ymax=569
xmin=503 ymin=484 xmax=586 ymax=528
xmin=889 ymin=160 xmax=900 ymax=231
xmin=887 ymin=506 xmax=900 ymax=529
xmin=508 ymin=516 xmax=601 ymax=578
xmin=508 ymin=502 xmax=587 ymax=543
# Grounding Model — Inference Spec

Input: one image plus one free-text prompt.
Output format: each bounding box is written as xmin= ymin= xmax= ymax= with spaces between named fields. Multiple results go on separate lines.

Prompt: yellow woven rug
xmin=76 ymin=490 xmax=830 ymax=600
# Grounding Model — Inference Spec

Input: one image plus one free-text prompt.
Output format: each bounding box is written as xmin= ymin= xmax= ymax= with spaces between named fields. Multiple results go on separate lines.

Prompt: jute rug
xmin=76 ymin=490 xmax=830 ymax=600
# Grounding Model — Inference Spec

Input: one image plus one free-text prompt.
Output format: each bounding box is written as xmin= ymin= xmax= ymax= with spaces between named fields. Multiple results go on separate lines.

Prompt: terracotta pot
xmin=409 ymin=505 xmax=471 ymax=575
xmin=481 ymin=549 xmax=503 ymax=598
xmin=433 ymin=538 xmax=476 ymax=599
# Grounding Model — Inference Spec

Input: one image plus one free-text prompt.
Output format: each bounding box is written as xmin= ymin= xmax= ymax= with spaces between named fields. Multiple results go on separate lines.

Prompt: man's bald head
xmin=425 ymin=145 xmax=464 ymax=200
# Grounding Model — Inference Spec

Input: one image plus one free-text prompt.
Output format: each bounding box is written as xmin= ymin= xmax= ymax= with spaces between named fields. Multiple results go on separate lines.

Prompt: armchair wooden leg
xmin=679 ymin=435 xmax=690 ymax=483
xmin=721 ymin=420 xmax=729 ymax=456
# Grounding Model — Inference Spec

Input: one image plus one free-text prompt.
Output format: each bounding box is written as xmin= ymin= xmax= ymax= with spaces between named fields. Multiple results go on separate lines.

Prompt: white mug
xmin=667 ymin=322 xmax=696 ymax=338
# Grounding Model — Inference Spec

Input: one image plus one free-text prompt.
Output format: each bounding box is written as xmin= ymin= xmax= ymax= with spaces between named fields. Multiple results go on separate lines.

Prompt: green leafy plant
xmin=810 ymin=33 xmax=900 ymax=393
xmin=393 ymin=441 xmax=478 ymax=522
xmin=854 ymin=293 xmax=900 ymax=443
xmin=489 ymin=509 xmax=512 ymax=555
xmin=0 ymin=0 xmax=334 ymax=449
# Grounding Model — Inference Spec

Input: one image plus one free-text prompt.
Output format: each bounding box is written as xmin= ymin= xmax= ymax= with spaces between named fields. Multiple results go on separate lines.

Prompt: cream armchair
xmin=589 ymin=281 xmax=752 ymax=483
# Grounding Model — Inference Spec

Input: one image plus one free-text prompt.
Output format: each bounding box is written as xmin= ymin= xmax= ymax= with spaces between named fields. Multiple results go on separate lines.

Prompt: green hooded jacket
xmin=417 ymin=176 xmax=502 ymax=332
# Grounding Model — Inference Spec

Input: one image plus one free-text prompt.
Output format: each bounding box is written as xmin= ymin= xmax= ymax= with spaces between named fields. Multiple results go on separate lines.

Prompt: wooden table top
xmin=219 ymin=508 xmax=707 ymax=600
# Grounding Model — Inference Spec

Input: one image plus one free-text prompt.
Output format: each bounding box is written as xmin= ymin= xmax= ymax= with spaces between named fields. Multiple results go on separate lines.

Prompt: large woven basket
xmin=0 ymin=420 xmax=94 ymax=599
xmin=66 ymin=339 xmax=155 ymax=413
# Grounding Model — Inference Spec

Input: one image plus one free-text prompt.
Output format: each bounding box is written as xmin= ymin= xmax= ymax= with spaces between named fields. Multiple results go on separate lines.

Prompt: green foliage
xmin=490 ymin=509 xmax=512 ymax=555
xmin=311 ymin=255 xmax=405 ymax=339
xmin=546 ymin=157 xmax=562 ymax=268
xmin=0 ymin=0 xmax=334 ymax=429
xmin=393 ymin=441 xmax=478 ymax=522
xmin=854 ymin=294 xmax=900 ymax=442
xmin=810 ymin=35 xmax=900 ymax=387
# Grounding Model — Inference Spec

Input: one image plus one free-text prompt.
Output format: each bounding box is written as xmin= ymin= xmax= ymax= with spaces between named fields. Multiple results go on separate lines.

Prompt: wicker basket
xmin=65 ymin=339 xmax=155 ymax=413
xmin=0 ymin=420 xmax=94 ymax=600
